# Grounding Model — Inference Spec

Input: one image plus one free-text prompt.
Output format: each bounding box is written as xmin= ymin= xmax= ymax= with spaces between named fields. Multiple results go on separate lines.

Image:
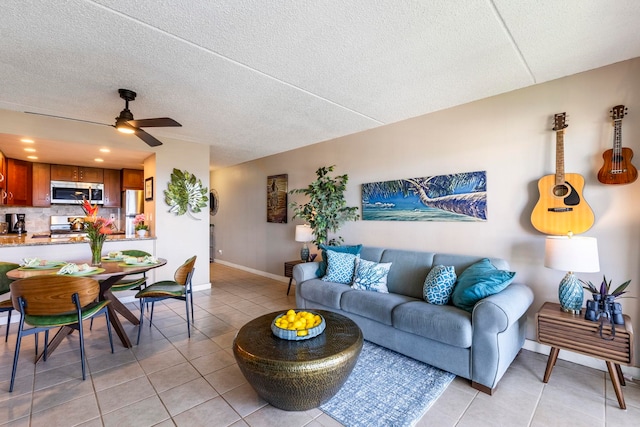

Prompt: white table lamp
xmin=295 ymin=225 xmax=314 ymax=261
xmin=544 ymin=235 xmax=600 ymax=314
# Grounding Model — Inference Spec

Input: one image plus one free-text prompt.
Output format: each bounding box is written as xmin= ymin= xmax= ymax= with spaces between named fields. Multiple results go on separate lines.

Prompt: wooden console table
xmin=284 ymin=260 xmax=305 ymax=295
xmin=536 ymin=301 xmax=634 ymax=409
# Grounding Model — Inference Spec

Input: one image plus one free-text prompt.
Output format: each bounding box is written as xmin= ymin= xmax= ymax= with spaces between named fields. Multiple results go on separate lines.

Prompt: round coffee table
xmin=233 ymin=309 xmax=363 ymax=411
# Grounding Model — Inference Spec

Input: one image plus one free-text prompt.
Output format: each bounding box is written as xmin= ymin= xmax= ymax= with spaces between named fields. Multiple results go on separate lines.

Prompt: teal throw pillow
xmin=322 ymin=250 xmax=359 ymax=284
xmin=423 ymin=265 xmax=457 ymax=305
xmin=451 ymin=258 xmax=515 ymax=312
xmin=351 ymin=259 xmax=392 ymax=293
xmin=316 ymin=244 xmax=363 ymax=277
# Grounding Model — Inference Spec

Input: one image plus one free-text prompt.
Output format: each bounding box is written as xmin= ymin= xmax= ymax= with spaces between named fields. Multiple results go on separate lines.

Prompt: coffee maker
xmin=5 ymin=213 xmax=26 ymax=234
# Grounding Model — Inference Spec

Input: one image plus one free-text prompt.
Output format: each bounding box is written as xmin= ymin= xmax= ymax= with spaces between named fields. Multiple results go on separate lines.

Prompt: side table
xmin=536 ymin=301 xmax=634 ymax=409
xmin=284 ymin=260 xmax=305 ymax=295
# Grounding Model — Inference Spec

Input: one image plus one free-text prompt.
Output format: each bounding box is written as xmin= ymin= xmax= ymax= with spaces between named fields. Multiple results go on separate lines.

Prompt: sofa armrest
xmin=470 ymin=282 xmax=534 ymax=391
xmin=472 ymin=282 xmax=534 ymax=333
xmin=293 ymin=262 xmax=321 ymax=284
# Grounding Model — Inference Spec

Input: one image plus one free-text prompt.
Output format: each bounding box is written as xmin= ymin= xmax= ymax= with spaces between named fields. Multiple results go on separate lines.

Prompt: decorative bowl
xmin=271 ymin=311 xmax=325 ymax=341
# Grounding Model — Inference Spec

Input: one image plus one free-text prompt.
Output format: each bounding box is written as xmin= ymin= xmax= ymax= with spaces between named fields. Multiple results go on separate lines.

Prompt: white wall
xmin=212 ymin=58 xmax=640 ymax=367
xmin=151 ymin=139 xmax=211 ymax=288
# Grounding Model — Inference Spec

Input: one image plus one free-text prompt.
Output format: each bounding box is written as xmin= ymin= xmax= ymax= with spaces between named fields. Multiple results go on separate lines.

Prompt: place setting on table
xmin=8 ymin=254 xmax=168 ymax=351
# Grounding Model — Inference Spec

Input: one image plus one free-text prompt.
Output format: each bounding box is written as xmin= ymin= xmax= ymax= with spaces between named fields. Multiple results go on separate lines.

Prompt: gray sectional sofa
xmin=294 ymin=246 xmax=534 ymax=393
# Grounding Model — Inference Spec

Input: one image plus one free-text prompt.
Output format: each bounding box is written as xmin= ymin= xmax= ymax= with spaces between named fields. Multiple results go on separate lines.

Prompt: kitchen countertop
xmin=0 ymin=233 xmax=156 ymax=247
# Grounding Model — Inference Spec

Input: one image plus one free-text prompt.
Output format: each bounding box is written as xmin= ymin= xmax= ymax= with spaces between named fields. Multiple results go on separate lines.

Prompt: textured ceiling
xmin=1 ymin=0 xmax=639 ymax=170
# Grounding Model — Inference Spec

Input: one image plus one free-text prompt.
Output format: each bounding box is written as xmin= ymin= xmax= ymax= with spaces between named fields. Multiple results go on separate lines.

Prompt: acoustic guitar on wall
xmin=597 ymin=105 xmax=637 ymax=185
xmin=531 ymin=112 xmax=595 ymax=235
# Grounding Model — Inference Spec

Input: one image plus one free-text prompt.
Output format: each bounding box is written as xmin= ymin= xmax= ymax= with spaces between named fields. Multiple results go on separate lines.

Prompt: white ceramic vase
xmin=136 ymin=229 xmax=148 ymax=237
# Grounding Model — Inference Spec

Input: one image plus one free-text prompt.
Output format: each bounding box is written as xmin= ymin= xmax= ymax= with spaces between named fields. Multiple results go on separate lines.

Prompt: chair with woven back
xmin=8 ymin=275 xmax=114 ymax=392
xmin=135 ymin=255 xmax=196 ymax=344
xmin=0 ymin=261 xmax=20 ymax=342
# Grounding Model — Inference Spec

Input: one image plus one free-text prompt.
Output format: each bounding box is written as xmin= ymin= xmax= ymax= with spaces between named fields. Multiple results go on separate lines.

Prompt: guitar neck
xmin=555 ymin=129 xmax=565 ymax=185
xmin=613 ymin=119 xmax=622 ymax=154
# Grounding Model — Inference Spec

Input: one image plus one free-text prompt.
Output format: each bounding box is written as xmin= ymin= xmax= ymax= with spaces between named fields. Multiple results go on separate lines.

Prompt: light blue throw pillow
xmin=451 ymin=258 xmax=515 ymax=312
xmin=316 ymin=244 xmax=363 ymax=277
xmin=351 ymin=259 xmax=392 ymax=293
xmin=322 ymin=250 xmax=359 ymax=284
xmin=423 ymin=265 xmax=457 ymax=305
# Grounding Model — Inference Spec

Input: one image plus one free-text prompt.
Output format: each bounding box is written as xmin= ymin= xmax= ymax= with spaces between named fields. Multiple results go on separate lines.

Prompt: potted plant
xmin=289 ymin=165 xmax=359 ymax=247
xmin=133 ymin=214 xmax=149 ymax=237
xmin=581 ymin=275 xmax=631 ymax=325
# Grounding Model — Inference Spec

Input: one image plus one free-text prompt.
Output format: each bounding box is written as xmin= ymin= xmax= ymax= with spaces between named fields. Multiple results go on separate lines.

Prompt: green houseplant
xmin=289 ymin=165 xmax=359 ymax=246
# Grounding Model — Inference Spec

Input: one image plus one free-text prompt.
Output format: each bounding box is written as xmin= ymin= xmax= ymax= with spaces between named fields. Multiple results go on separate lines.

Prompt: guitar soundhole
xmin=553 ymin=185 xmax=569 ymax=197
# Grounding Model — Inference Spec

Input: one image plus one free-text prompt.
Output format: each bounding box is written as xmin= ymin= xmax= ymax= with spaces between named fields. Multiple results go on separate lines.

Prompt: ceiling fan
xmin=26 ymin=88 xmax=181 ymax=147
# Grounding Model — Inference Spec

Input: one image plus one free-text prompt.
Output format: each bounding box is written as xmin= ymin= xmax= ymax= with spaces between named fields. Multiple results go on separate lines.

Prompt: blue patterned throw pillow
xmin=316 ymin=244 xmax=363 ymax=277
xmin=322 ymin=250 xmax=359 ymax=284
xmin=351 ymin=259 xmax=392 ymax=293
xmin=423 ymin=265 xmax=457 ymax=305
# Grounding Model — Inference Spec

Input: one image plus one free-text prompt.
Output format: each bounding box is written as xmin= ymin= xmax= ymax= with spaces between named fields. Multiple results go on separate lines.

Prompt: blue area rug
xmin=321 ymin=341 xmax=455 ymax=427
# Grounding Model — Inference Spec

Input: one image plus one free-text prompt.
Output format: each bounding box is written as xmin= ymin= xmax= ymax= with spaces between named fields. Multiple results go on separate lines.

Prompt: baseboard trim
xmin=214 ymin=259 xmax=288 ymax=283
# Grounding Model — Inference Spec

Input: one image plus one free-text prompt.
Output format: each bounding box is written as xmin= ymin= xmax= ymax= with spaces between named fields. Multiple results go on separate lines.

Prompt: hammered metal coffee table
xmin=233 ymin=309 xmax=363 ymax=411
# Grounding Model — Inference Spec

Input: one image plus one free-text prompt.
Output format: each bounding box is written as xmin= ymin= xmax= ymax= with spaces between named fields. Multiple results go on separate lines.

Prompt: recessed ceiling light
xmin=21 ymin=138 xmax=34 ymax=143
xmin=94 ymin=158 xmax=104 ymax=162
xmin=24 ymin=148 xmax=36 ymax=152
xmin=27 ymin=155 xmax=38 ymax=160
xmin=99 ymin=148 xmax=111 ymax=153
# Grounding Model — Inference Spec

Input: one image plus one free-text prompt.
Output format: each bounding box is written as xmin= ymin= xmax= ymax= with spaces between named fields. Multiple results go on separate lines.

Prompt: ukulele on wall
xmin=531 ymin=112 xmax=595 ymax=235
xmin=597 ymin=105 xmax=638 ymax=185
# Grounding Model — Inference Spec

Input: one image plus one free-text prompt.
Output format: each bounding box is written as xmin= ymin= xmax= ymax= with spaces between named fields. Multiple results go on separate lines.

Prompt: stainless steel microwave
xmin=50 ymin=181 xmax=104 ymax=205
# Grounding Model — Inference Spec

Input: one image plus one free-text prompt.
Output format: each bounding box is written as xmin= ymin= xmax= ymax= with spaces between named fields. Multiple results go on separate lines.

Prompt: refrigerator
xmin=122 ymin=190 xmax=144 ymax=236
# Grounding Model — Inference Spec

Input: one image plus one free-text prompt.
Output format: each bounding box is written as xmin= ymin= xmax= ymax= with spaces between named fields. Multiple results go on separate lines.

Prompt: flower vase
xmin=90 ymin=239 xmax=103 ymax=267
xmin=137 ymin=229 xmax=148 ymax=237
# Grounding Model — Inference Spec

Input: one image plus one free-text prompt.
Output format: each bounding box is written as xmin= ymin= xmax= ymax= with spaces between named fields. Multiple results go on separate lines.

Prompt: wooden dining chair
xmin=9 ymin=275 xmax=114 ymax=392
xmin=89 ymin=249 xmax=152 ymax=331
xmin=135 ymin=255 xmax=196 ymax=344
xmin=0 ymin=262 xmax=20 ymax=342
xmin=109 ymin=250 xmax=152 ymax=293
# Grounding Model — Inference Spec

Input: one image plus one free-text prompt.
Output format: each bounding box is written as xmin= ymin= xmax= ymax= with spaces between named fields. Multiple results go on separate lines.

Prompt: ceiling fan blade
xmin=25 ymin=111 xmax=113 ymax=127
xmin=135 ymin=128 xmax=163 ymax=147
xmin=127 ymin=117 xmax=181 ymax=128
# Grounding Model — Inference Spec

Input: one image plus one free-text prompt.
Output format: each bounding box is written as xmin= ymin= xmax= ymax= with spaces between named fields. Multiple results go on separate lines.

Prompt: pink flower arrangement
xmin=133 ymin=214 xmax=148 ymax=231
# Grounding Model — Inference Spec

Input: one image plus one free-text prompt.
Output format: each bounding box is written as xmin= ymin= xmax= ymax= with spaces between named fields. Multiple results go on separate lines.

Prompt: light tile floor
xmin=1 ymin=263 xmax=639 ymax=426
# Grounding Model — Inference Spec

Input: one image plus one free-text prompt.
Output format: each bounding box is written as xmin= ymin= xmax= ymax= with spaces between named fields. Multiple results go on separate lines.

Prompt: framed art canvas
xmin=145 ymin=177 xmax=154 ymax=201
xmin=267 ymin=174 xmax=288 ymax=223
xmin=362 ymin=170 xmax=487 ymax=222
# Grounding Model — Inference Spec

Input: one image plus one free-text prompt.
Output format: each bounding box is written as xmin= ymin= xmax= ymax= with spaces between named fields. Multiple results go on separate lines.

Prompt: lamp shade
xmin=544 ymin=236 xmax=600 ymax=273
xmin=295 ymin=225 xmax=314 ymax=243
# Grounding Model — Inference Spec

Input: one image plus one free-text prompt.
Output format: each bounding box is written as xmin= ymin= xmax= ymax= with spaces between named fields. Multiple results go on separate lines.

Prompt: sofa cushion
xmin=451 ymin=258 xmax=515 ymax=312
xmin=322 ymin=250 xmax=359 ymax=284
xmin=351 ymin=259 xmax=392 ymax=293
xmin=316 ymin=244 xmax=363 ymax=277
xmin=379 ymin=249 xmax=435 ymax=298
xmin=393 ymin=301 xmax=473 ymax=348
xmin=299 ymin=279 xmax=352 ymax=309
xmin=423 ymin=265 xmax=457 ymax=305
xmin=341 ymin=289 xmax=416 ymax=325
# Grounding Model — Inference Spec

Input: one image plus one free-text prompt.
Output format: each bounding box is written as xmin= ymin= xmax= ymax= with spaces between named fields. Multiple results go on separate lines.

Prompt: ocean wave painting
xmin=362 ymin=171 xmax=487 ymax=222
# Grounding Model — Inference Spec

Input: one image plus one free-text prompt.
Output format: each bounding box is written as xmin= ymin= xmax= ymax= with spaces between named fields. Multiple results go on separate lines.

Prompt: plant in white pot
xmin=289 ymin=165 xmax=359 ymax=247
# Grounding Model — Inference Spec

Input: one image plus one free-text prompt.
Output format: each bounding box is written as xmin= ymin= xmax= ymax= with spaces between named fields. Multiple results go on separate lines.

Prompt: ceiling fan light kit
xmin=25 ymin=88 xmax=181 ymax=147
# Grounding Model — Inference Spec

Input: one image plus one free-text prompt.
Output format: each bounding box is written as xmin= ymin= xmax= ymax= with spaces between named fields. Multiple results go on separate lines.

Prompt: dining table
xmin=7 ymin=258 xmax=167 ymax=360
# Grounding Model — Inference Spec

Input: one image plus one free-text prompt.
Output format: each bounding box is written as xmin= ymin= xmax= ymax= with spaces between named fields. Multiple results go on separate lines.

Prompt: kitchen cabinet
xmin=6 ymin=158 xmax=32 ymax=206
xmin=121 ymin=168 xmax=144 ymax=190
xmin=103 ymin=169 xmax=121 ymax=207
xmin=51 ymin=164 xmax=104 ymax=183
xmin=32 ymin=162 xmax=51 ymax=207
